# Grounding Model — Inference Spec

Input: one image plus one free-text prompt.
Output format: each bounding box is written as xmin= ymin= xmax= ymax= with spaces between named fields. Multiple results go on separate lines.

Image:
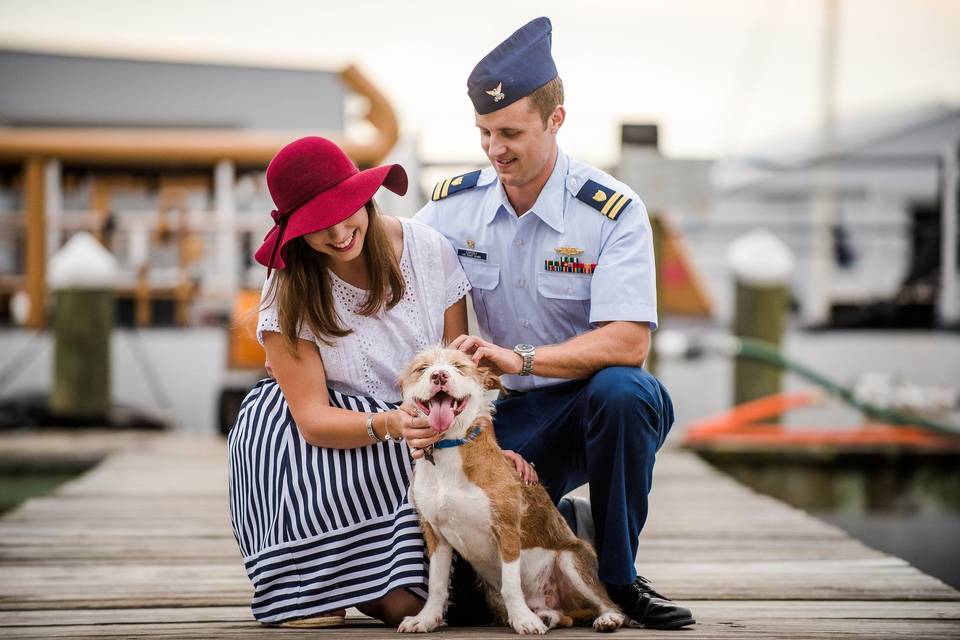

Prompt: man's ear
xmin=548 ymin=105 xmax=566 ymax=135
xmin=478 ymin=366 xmax=503 ymax=392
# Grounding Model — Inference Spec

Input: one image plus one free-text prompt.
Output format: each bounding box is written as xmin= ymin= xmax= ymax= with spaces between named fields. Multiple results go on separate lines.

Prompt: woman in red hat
xmin=227 ymin=137 xmax=471 ymax=628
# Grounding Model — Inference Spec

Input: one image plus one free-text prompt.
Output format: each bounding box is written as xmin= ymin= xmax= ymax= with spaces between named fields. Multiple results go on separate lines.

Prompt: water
xmin=697 ymin=451 xmax=960 ymax=590
xmin=0 ymin=466 xmax=91 ymax=515
xmin=818 ymin=512 xmax=960 ymax=590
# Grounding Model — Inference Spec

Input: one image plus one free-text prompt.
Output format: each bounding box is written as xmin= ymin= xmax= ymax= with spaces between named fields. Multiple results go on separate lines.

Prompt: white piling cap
xmin=48 ymin=232 xmax=119 ymax=290
xmin=726 ymin=228 xmax=794 ymax=287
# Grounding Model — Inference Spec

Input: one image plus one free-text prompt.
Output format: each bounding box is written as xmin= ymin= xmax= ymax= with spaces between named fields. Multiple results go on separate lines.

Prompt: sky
xmin=1 ymin=0 xmax=958 ymax=167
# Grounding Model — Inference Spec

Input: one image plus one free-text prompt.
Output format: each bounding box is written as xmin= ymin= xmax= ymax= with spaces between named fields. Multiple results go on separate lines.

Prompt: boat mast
xmin=803 ymin=0 xmax=840 ymax=327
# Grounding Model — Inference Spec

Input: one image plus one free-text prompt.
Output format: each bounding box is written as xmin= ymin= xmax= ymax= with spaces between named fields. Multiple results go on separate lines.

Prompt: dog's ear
xmin=478 ymin=366 xmax=503 ymax=392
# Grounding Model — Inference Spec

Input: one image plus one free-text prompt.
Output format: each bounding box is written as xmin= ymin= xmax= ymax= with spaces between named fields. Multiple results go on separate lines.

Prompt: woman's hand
xmin=395 ymin=402 xmax=441 ymax=459
xmin=449 ymin=334 xmax=523 ymax=376
xmin=502 ymin=450 xmax=539 ymax=485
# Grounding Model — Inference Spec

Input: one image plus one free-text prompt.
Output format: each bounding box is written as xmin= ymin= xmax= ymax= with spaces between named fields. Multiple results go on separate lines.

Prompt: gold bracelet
xmin=381 ymin=413 xmax=394 ymax=442
xmin=365 ymin=414 xmax=381 ymax=443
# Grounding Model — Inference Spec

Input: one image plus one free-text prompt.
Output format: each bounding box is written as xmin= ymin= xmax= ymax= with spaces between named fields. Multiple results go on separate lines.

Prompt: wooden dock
xmin=1 ymin=431 xmax=958 ymax=638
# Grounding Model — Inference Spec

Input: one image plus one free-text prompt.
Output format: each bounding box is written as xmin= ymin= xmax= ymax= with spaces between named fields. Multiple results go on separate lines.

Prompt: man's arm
xmin=450 ymin=320 xmax=650 ymax=380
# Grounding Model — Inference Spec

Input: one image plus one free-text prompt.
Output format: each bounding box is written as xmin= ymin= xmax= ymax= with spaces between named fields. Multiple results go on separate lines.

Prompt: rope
xmin=0 ymin=330 xmax=49 ymax=396
xmin=734 ymin=337 xmax=959 ymax=437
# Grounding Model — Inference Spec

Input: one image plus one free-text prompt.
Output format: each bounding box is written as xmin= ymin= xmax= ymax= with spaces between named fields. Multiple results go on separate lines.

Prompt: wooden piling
xmin=50 ymin=288 xmax=114 ymax=419
xmin=733 ymin=281 xmax=789 ymax=408
xmin=728 ymin=230 xmax=795 ymax=415
xmin=48 ymin=233 xmax=118 ymax=421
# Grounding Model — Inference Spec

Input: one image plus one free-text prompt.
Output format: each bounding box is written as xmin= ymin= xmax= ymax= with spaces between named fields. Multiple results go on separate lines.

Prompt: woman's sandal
xmin=270 ymin=609 xmax=347 ymax=628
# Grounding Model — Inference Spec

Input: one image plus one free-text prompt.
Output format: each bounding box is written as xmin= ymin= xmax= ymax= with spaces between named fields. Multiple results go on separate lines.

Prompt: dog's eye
xmin=452 ymin=363 xmax=466 ymax=372
xmin=415 ymin=365 xmax=429 ymax=374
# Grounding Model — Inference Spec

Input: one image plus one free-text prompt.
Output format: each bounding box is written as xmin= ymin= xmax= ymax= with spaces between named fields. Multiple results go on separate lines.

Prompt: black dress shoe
xmin=605 ymin=576 xmax=695 ymax=630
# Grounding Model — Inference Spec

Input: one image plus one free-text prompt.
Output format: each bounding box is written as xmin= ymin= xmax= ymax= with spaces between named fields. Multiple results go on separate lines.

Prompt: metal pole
xmin=939 ymin=142 xmax=960 ymax=327
xmin=803 ymin=0 xmax=840 ymax=327
xmin=215 ymin=159 xmax=238 ymax=307
xmin=44 ymin=159 xmax=62 ymax=260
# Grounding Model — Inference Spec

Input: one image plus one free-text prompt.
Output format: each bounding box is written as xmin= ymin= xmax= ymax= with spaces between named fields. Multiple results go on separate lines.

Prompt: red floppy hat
xmin=254 ymin=136 xmax=408 ymax=274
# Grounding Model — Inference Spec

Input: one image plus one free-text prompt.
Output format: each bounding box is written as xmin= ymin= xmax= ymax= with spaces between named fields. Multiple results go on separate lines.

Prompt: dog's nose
xmin=431 ymin=370 xmax=448 ymax=385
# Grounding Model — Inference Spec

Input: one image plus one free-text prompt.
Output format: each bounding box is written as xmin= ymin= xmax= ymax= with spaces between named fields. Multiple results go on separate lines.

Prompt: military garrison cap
xmin=467 ymin=17 xmax=558 ymax=115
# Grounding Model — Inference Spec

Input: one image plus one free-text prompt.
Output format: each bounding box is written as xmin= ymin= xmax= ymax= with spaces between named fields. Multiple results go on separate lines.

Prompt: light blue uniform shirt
xmin=415 ymin=150 xmax=658 ymax=391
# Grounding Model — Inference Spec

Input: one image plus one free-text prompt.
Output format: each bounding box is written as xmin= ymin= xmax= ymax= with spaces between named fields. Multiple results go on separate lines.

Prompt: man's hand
xmin=449 ymin=334 xmax=523 ymax=376
xmin=502 ymin=450 xmax=539 ymax=485
xmin=397 ymin=401 xmax=442 ymax=459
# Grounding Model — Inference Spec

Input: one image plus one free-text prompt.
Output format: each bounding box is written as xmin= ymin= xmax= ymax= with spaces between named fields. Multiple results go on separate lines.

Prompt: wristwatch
xmin=513 ymin=344 xmax=536 ymax=376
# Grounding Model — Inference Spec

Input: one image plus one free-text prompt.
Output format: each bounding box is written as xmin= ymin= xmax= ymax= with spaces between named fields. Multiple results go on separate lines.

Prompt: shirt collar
xmin=482 ymin=150 xmax=568 ymax=233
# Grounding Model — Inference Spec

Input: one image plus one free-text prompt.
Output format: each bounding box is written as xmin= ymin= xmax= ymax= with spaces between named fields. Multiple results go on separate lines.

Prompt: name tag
xmin=457 ymin=248 xmax=488 ymax=261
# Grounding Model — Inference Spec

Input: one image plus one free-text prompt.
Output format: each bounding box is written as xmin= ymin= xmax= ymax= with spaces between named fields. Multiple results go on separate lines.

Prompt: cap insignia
xmin=486 ymin=82 xmax=505 ymax=103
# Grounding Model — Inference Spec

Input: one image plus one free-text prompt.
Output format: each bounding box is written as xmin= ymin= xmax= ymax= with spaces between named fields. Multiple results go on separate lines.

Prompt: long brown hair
xmin=263 ymin=200 xmax=405 ymax=355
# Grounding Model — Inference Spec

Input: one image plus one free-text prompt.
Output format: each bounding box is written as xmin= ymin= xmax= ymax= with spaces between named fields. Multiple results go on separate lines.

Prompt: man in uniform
xmin=413 ymin=17 xmax=694 ymax=630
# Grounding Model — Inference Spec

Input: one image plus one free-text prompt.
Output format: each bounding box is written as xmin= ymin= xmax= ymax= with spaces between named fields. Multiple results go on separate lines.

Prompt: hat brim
xmin=255 ymin=163 xmax=407 ymax=270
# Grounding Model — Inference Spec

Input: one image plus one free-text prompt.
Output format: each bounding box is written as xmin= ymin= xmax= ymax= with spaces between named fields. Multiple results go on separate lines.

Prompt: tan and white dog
xmin=397 ymin=347 xmax=624 ymax=635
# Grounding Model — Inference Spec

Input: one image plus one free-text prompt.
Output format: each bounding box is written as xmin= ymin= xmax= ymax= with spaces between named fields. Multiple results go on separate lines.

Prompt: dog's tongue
xmin=427 ymin=395 xmax=456 ymax=432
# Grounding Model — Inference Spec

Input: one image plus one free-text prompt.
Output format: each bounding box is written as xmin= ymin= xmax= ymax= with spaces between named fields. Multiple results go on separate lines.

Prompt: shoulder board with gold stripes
xmin=431 ymin=170 xmax=482 ymax=202
xmin=575 ymin=179 xmax=632 ymax=221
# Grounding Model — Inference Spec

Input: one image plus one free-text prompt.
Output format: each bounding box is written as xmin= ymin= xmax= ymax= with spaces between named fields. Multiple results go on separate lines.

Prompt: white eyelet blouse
xmin=257 ymin=218 xmax=471 ymax=403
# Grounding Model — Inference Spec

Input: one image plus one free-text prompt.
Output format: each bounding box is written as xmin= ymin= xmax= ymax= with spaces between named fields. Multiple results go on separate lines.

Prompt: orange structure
xmin=684 ymin=390 xmax=960 ymax=452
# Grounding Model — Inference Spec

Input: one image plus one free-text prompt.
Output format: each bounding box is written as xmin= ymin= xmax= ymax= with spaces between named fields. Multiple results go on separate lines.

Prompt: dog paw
xmin=535 ymin=609 xmax=562 ymax=629
xmin=592 ymin=611 xmax=625 ymax=632
xmin=397 ymin=614 xmax=442 ymax=633
xmin=510 ymin=610 xmax=548 ymax=635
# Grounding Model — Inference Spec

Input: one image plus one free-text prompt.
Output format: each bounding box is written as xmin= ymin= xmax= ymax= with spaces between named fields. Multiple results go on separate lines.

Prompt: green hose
xmin=734 ymin=337 xmax=959 ymax=437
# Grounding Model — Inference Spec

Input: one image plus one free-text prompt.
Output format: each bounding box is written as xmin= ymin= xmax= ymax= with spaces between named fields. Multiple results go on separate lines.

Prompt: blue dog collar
xmin=433 ymin=425 xmax=482 ymax=449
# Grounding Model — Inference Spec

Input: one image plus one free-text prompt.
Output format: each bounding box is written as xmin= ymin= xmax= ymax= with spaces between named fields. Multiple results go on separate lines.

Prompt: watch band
xmin=514 ymin=344 xmax=536 ymax=376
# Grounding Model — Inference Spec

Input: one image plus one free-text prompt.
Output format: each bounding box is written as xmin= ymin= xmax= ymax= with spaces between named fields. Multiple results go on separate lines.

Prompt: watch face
xmin=516 ymin=343 xmax=534 ymax=353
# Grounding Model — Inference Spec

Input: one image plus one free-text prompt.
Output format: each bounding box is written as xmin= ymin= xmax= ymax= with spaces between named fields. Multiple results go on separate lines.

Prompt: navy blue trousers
xmin=493 ymin=366 xmax=674 ymax=586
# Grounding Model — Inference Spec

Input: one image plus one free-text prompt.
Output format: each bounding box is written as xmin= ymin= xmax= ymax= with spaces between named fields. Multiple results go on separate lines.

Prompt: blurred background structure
xmin=0 ymin=0 xmax=958 ymax=595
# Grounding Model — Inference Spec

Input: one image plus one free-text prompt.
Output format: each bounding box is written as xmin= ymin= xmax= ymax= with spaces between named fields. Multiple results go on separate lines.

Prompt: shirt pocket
xmin=537 ymin=272 xmax=592 ymax=336
xmin=461 ymin=261 xmax=505 ymax=339
xmin=461 ymin=260 xmax=500 ymax=290
xmin=537 ymin=272 xmax=591 ymax=300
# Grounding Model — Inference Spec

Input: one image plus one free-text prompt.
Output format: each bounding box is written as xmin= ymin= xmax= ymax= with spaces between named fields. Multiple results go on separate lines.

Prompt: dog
xmin=397 ymin=347 xmax=624 ymax=635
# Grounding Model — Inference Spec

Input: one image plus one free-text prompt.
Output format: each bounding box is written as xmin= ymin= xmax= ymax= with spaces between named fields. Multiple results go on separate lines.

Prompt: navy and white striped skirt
xmin=227 ymin=378 xmax=427 ymax=623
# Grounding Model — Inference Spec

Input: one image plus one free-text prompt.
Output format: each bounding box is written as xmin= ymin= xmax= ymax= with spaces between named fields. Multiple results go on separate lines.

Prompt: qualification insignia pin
xmin=554 ymin=246 xmax=584 ymax=257
xmin=466 ymin=239 xmax=476 ymax=249
xmin=486 ymin=82 xmax=505 ymax=103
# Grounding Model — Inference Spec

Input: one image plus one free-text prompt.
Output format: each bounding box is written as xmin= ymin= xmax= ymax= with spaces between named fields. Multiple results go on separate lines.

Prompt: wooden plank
xmin=2 ymin=600 xmax=959 ymax=628
xmin=2 ymin=558 xmax=954 ymax=610
xmin=0 ymin=603 xmax=959 ymax=638
xmin=1 ymin=618 xmax=959 ymax=639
